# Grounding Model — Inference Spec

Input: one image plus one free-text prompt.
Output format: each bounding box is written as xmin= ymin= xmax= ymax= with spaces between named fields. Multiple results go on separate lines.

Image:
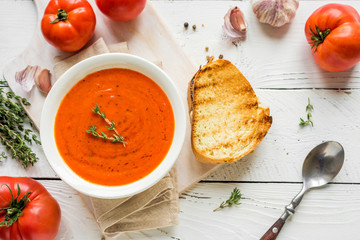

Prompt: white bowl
xmin=41 ymin=53 xmax=186 ymax=199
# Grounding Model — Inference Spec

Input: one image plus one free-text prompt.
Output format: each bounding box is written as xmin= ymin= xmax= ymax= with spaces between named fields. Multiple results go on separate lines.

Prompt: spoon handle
xmin=259 ymin=185 xmax=307 ymax=240
xmin=259 ymin=218 xmax=285 ymax=240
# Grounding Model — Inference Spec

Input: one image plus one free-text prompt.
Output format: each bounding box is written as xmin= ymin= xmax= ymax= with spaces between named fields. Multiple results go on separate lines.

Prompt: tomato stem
xmin=309 ymin=25 xmax=331 ymax=53
xmin=0 ymin=183 xmax=32 ymax=227
xmin=50 ymin=9 xmax=68 ymax=24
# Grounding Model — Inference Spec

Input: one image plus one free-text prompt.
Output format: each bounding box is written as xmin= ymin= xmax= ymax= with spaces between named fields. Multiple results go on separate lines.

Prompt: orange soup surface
xmin=55 ymin=68 xmax=175 ymax=186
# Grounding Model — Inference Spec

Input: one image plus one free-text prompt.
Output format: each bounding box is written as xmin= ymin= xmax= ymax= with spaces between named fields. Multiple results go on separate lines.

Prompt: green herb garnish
xmin=213 ymin=187 xmax=242 ymax=212
xmin=0 ymin=83 xmax=41 ymax=168
xmin=299 ymin=98 xmax=314 ymax=127
xmin=86 ymin=104 xmax=126 ymax=146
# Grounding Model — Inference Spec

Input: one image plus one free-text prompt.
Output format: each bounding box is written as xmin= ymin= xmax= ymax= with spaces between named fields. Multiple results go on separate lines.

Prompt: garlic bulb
xmin=251 ymin=0 xmax=299 ymax=27
xmin=223 ymin=6 xmax=247 ymax=39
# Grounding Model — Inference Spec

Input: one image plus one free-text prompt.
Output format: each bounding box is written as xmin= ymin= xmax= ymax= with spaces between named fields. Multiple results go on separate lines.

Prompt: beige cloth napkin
xmin=53 ymin=38 xmax=179 ymax=239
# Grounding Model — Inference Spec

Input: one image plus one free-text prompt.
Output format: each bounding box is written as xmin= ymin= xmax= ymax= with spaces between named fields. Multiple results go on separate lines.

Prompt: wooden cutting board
xmin=3 ymin=0 xmax=220 ymax=193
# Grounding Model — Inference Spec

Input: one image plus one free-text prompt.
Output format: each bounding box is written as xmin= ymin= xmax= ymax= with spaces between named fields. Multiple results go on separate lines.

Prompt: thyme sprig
xmin=213 ymin=187 xmax=242 ymax=212
xmin=299 ymin=98 xmax=314 ymax=127
xmin=0 ymin=85 xmax=41 ymax=168
xmin=86 ymin=104 xmax=126 ymax=146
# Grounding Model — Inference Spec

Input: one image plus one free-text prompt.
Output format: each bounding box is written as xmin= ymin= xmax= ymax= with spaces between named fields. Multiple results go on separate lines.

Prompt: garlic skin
xmin=251 ymin=0 xmax=299 ymax=27
xmin=223 ymin=7 xmax=247 ymax=39
xmin=15 ymin=65 xmax=41 ymax=92
xmin=35 ymin=69 xmax=52 ymax=94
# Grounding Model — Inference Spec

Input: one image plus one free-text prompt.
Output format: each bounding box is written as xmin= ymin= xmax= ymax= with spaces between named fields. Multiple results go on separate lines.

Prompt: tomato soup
xmin=54 ymin=68 xmax=175 ymax=186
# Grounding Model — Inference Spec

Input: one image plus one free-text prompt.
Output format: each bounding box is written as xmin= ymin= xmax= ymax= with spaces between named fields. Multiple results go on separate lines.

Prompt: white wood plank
xmin=152 ymin=1 xmax=360 ymax=88
xmin=40 ymin=180 xmax=103 ymax=240
xmin=2 ymin=1 xmax=360 ymax=89
xmin=207 ymin=89 xmax=360 ymax=182
xmin=0 ymin=0 xmax=37 ymax=69
xmin=39 ymin=180 xmax=360 ymax=240
xmin=1 ymin=89 xmax=360 ymax=183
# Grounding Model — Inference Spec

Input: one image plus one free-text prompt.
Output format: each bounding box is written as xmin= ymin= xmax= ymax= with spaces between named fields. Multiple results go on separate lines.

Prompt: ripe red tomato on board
xmin=95 ymin=0 xmax=147 ymax=22
xmin=41 ymin=0 xmax=96 ymax=52
xmin=0 ymin=177 xmax=61 ymax=240
xmin=305 ymin=4 xmax=360 ymax=72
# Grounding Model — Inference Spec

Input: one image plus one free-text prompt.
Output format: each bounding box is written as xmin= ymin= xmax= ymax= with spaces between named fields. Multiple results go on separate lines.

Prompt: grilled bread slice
xmin=188 ymin=58 xmax=272 ymax=164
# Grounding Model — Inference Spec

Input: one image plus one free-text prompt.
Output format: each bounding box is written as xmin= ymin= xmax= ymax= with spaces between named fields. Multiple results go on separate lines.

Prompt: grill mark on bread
xmin=194 ymin=81 xmax=218 ymax=91
xmin=201 ymin=66 xmax=212 ymax=73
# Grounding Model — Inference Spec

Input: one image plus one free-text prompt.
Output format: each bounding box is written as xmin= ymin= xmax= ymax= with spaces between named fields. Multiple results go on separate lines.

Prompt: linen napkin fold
xmin=53 ymin=38 xmax=179 ymax=239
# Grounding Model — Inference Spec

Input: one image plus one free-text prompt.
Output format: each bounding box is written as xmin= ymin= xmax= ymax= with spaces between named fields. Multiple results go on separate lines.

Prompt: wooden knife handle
xmin=259 ymin=218 xmax=285 ymax=240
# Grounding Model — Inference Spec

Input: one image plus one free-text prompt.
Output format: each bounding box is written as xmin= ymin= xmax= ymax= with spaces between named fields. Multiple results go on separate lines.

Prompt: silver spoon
xmin=260 ymin=141 xmax=345 ymax=240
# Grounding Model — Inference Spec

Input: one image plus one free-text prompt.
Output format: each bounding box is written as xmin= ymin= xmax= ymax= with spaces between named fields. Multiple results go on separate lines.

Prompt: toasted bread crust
xmin=188 ymin=58 xmax=272 ymax=165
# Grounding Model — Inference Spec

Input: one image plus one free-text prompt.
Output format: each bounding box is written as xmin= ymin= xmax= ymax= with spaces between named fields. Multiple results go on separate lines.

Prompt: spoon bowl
xmin=260 ymin=141 xmax=345 ymax=240
xmin=302 ymin=141 xmax=344 ymax=189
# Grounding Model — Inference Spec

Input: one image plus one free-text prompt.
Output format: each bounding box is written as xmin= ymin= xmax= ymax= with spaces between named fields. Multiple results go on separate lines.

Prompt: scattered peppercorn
xmin=205 ymin=46 xmax=209 ymax=52
xmin=184 ymin=22 xmax=189 ymax=29
xmin=192 ymin=25 xmax=196 ymax=30
xmin=219 ymin=54 xmax=224 ymax=59
xmin=206 ymin=55 xmax=210 ymax=62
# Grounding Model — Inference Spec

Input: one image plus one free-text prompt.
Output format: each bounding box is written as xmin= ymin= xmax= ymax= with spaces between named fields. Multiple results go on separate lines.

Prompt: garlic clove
xmin=35 ymin=69 xmax=52 ymax=94
xmin=15 ymin=65 xmax=41 ymax=92
xmin=223 ymin=6 xmax=247 ymax=39
xmin=251 ymin=0 xmax=299 ymax=27
xmin=230 ymin=7 xmax=247 ymax=32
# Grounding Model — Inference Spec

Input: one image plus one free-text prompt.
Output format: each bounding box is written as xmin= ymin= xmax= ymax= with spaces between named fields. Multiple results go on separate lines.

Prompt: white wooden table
xmin=1 ymin=0 xmax=360 ymax=239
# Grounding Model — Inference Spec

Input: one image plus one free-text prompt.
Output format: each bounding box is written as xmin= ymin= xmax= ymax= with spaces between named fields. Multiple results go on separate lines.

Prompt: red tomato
xmin=0 ymin=177 xmax=61 ymax=240
xmin=305 ymin=4 xmax=360 ymax=72
xmin=41 ymin=0 xmax=96 ymax=52
xmin=95 ymin=0 xmax=147 ymax=22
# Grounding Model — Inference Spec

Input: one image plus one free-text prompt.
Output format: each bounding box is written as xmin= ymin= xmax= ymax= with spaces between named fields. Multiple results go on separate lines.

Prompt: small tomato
xmin=305 ymin=3 xmax=360 ymax=72
xmin=95 ymin=0 xmax=147 ymax=22
xmin=0 ymin=177 xmax=61 ymax=240
xmin=41 ymin=0 xmax=96 ymax=52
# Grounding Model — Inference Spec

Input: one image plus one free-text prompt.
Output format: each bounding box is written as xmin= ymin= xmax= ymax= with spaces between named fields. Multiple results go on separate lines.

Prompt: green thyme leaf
xmin=99 ymin=112 xmax=105 ymax=119
xmin=92 ymin=104 xmax=99 ymax=114
xmin=213 ymin=187 xmax=242 ymax=212
xmin=86 ymin=104 xmax=126 ymax=146
xmin=0 ymin=79 xmax=41 ymax=168
xmin=101 ymin=132 xmax=108 ymax=139
xmin=106 ymin=121 xmax=115 ymax=130
xmin=299 ymin=98 xmax=314 ymax=127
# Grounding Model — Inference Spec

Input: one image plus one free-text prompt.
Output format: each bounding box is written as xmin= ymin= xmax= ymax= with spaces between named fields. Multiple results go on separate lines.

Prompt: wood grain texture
xmin=42 ymin=180 xmax=360 ymax=240
xmin=0 ymin=0 xmax=36 ymax=68
xmin=152 ymin=1 xmax=360 ymax=88
xmin=2 ymin=0 xmax=360 ymax=89
xmin=41 ymin=180 xmax=103 ymax=240
xmin=207 ymin=90 xmax=360 ymax=182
